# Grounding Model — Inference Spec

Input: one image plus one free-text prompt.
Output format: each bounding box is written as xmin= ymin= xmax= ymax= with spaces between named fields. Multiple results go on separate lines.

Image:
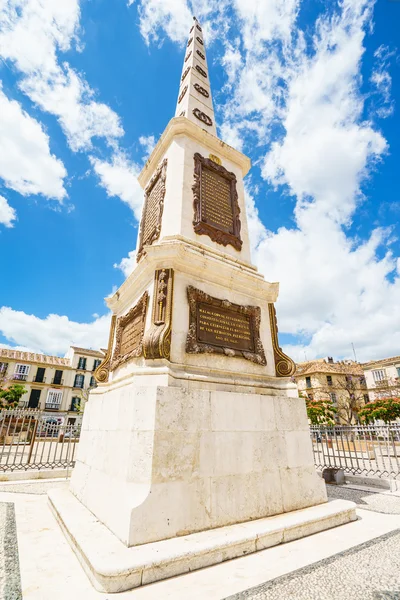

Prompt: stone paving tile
xmin=0 ymin=480 xmax=69 ymax=495
xmin=0 ymin=502 xmax=22 ymax=600
xmin=224 ymin=529 xmax=400 ymax=600
xmin=327 ymin=485 xmax=400 ymax=514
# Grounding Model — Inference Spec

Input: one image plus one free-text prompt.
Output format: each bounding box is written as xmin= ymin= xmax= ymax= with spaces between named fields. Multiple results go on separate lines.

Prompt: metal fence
xmin=0 ymin=409 xmax=81 ymax=471
xmin=311 ymin=424 xmax=400 ymax=480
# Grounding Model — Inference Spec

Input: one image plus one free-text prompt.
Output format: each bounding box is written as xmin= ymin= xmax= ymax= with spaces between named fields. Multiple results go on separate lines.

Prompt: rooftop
xmin=295 ymin=359 xmax=364 ymax=377
xmin=0 ymin=348 xmax=70 ymax=366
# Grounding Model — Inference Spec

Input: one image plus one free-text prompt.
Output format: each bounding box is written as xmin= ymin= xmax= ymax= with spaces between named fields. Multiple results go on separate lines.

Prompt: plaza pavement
xmin=1 ymin=479 xmax=400 ymax=599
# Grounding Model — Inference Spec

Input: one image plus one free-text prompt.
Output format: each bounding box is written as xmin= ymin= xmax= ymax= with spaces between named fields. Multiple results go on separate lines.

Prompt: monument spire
xmin=175 ymin=16 xmax=217 ymax=137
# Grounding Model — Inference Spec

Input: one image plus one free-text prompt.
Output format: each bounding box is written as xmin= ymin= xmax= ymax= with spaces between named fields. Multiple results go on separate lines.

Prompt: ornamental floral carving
xmin=137 ymin=158 xmax=168 ymax=262
xmin=192 ymin=108 xmax=212 ymax=126
xmin=196 ymin=36 xmax=203 ymax=45
xmin=194 ymin=83 xmax=209 ymax=98
xmin=178 ymin=85 xmax=188 ymax=103
xmin=143 ymin=269 xmax=174 ymax=360
xmin=268 ymin=304 xmax=295 ymax=377
xmin=186 ymin=286 xmax=266 ymax=365
xmin=195 ymin=64 xmax=207 ymax=78
xmin=192 ymin=152 xmax=242 ymax=250
xmin=196 ymin=50 xmax=205 ymax=60
xmin=111 ymin=292 xmax=149 ymax=371
xmin=181 ymin=67 xmax=190 ymax=82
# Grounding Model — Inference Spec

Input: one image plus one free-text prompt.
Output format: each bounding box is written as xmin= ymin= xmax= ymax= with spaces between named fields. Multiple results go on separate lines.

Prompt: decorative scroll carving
xmin=94 ymin=315 xmax=116 ymax=383
xmin=196 ymin=36 xmax=203 ymax=45
xmin=196 ymin=24 xmax=202 ymax=32
xmin=196 ymin=50 xmax=205 ymax=60
xmin=178 ymin=85 xmax=188 ymax=103
xmin=111 ymin=292 xmax=149 ymax=371
xmin=181 ymin=67 xmax=190 ymax=82
xmin=137 ymin=159 xmax=167 ymax=262
xmin=192 ymin=152 xmax=242 ymax=250
xmin=185 ymin=51 xmax=192 ymax=63
xmin=187 ymin=37 xmax=193 ymax=47
xmin=194 ymin=82 xmax=209 ymax=98
xmin=268 ymin=304 xmax=295 ymax=377
xmin=186 ymin=286 xmax=266 ymax=365
xmin=193 ymin=108 xmax=212 ymax=126
xmin=195 ymin=64 xmax=207 ymax=78
xmin=143 ymin=269 xmax=174 ymax=360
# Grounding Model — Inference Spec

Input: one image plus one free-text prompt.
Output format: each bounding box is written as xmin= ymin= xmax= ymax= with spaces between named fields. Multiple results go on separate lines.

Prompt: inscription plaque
xmin=111 ymin=292 xmax=148 ymax=370
xmin=137 ymin=159 xmax=167 ymax=262
xmin=192 ymin=153 xmax=242 ymax=251
xmin=186 ymin=286 xmax=266 ymax=365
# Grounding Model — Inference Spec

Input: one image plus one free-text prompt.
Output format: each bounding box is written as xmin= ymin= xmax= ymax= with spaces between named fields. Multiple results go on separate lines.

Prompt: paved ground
xmin=327 ymin=484 xmax=400 ymax=514
xmin=0 ymin=502 xmax=22 ymax=600
xmin=1 ymin=479 xmax=400 ymax=599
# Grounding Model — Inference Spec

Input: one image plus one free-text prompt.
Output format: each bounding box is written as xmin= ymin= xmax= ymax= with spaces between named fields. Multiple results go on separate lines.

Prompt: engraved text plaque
xmin=137 ymin=159 xmax=167 ymax=262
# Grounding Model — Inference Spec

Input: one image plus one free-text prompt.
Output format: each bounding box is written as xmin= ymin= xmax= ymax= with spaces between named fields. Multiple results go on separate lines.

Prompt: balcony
xmin=33 ymin=376 xmax=46 ymax=383
xmin=51 ymin=378 xmax=64 ymax=386
xmin=45 ymin=403 xmax=61 ymax=410
xmin=13 ymin=373 xmax=28 ymax=381
xmin=374 ymin=378 xmax=389 ymax=388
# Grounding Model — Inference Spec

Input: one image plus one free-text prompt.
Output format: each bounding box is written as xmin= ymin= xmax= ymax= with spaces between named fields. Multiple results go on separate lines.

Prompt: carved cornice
xmin=137 ymin=158 xmax=167 ymax=262
xmin=194 ymin=83 xmax=209 ymax=98
xmin=193 ymin=108 xmax=212 ymax=126
xmin=268 ymin=303 xmax=295 ymax=377
xmin=94 ymin=316 xmax=116 ymax=383
xmin=111 ymin=292 xmax=149 ymax=371
xmin=186 ymin=286 xmax=266 ymax=365
xmin=196 ymin=50 xmax=205 ymax=60
xmin=195 ymin=64 xmax=207 ymax=78
xmin=192 ymin=152 xmax=242 ymax=251
xmin=143 ymin=269 xmax=174 ymax=360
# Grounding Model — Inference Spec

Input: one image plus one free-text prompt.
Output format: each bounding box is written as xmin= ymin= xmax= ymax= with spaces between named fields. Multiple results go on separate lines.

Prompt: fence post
xmin=27 ymin=418 xmax=38 ymax=464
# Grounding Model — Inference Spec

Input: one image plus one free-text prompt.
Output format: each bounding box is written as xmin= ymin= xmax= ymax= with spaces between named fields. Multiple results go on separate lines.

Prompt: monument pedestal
xmin=49 ymin=382 xmax=356 ymax=592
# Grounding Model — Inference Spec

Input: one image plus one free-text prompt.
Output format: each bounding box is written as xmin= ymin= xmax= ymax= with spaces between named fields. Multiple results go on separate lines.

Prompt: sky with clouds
xmin=0 ymin=0 xmax=399 ymax=363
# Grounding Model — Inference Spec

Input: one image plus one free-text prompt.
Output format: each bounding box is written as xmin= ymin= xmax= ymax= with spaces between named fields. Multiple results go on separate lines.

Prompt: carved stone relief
xmin=137 ymin=158 xmax=167 ymax=262
xmin=194 ymin=83 xmax=209 ymax=98
xmin=111 ymin=292 xmax=149 ymax=371
xmin=178 ymin=85 xmax=188 ymax=103
xmin=94 ymin=316 xmax=116 ymax=383
xmin=195 ymin=64 xmax=207 ymax=78
xmin=196 ymin=50 xmax=205 ymax=60
xmin=193 ymin=108 xmax=212 ymax=126
xmin=268 ymin=304 xmax=295 ymax=377
xmin=143 ymin=269 xmax=174 ymax=360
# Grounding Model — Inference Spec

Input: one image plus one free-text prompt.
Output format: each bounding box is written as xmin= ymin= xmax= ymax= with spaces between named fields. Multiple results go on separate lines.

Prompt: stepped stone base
xmin=49 ymin=487 xmax=356 ymax=593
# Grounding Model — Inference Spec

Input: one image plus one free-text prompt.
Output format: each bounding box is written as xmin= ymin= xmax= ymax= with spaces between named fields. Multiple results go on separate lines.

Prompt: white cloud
xmin=0 ymin=87 xmax=67 ymax=199
xmin=90 ymin=152 xmax=143 ymax=220
xmin=139 ymin=135 xmax=156 ymax=158
xmin=0 ymin=196 xmax=17 ymax=228
xmin=0 ymin=0 xmax=123 ymax=151
xmin=114 ymin=249 xmax=136 ymax=277
xmin=0 ymin=307 xmax=110 ymax=355
xmin=135 ymin=0 xmax=192 ymax=44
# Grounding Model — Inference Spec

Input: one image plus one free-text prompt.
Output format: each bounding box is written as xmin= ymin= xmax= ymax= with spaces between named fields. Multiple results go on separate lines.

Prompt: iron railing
xmin=0 ymin=409 xmax=81 ymax=471
xmin=311 ymin=424 xmax=400 ymax=480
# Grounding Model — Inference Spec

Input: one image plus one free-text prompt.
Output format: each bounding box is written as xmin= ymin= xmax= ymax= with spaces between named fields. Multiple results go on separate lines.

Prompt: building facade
xmin=0 ymin=346 xmax=104 ymax=416
xmin=362 ymin=355 xmax=400 ymax=402
xmin=294 ymin=358 xmax=369 ymax=424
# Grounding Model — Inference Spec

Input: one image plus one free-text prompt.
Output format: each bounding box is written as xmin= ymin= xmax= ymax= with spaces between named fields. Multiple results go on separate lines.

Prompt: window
xmin=330 ymin=392 xmax=337 ymax=403
xmin=90 ymin=376 xmax=96 ymax=388
xmin=53 ymin=370 xmax=63 ymax=385
xmin=364 ymin=394 xmax=370 ymax=404
xmin=77 ymin=357 xmax=87 ymax=370
xmin=396 ymin=367 xmax=400 ymax=379
xmin=46 ymin=389 xmax=63 ymax=409
xmin=372 ymin=369 xmax=386 ymax=383
xmin=34 ymin=367 xmax=45 ymax=383
xmin=306 ymin=376 xmax=312 ymax=388
xmin=0 ymin=362 xmax=8 ymax=374
xmin=74 ymin=374 xmax=85 ymax=388
xmin=70 ymin=397 xmax=80 ymax=412
xmin=359 ymin=376 xmax=366 ymax=386
xmin=93 ymin=359 xmax=101 ymax=371
xmin=13 ymin=364 xmax=30 ymax=380
xmin=327 ymin=375 xmax=333 ymax=387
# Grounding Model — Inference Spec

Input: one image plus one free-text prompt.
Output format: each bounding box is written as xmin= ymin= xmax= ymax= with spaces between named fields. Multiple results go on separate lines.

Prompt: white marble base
xmin=48 ymin=487 xmax=356 ymax=593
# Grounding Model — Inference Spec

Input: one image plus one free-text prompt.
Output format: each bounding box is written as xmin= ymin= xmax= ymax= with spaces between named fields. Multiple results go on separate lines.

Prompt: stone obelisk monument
xmin=49 ymin=17 xmax=356 ymax=593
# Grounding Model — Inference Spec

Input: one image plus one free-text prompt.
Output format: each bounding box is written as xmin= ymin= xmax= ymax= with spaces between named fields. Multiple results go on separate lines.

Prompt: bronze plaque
xmin=192 ymin=153 xmax=242 ymax=251
xmin=186 ymin=287 xmax=266 ymax=365
xmin=137 ymin=159 xmax=167 ymax=262
xmin=197 ymin=303 xmax=254 ymax=352
xmin=111 ymin=292 xmax=148 ymax=370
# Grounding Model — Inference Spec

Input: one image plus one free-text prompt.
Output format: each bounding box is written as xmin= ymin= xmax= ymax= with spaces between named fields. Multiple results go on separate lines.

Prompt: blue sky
xmin=0 ymin=0 xmax=399 ymax=362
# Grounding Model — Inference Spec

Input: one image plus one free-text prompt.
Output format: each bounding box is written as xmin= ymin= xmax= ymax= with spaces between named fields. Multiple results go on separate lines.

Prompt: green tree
xmin=358 ymin=397 xmax=400 ymax=424
xmin=304 ymin=396 xmax=337 ymax=425
xmin=0 ymin=384 xmax=27 ymax=409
